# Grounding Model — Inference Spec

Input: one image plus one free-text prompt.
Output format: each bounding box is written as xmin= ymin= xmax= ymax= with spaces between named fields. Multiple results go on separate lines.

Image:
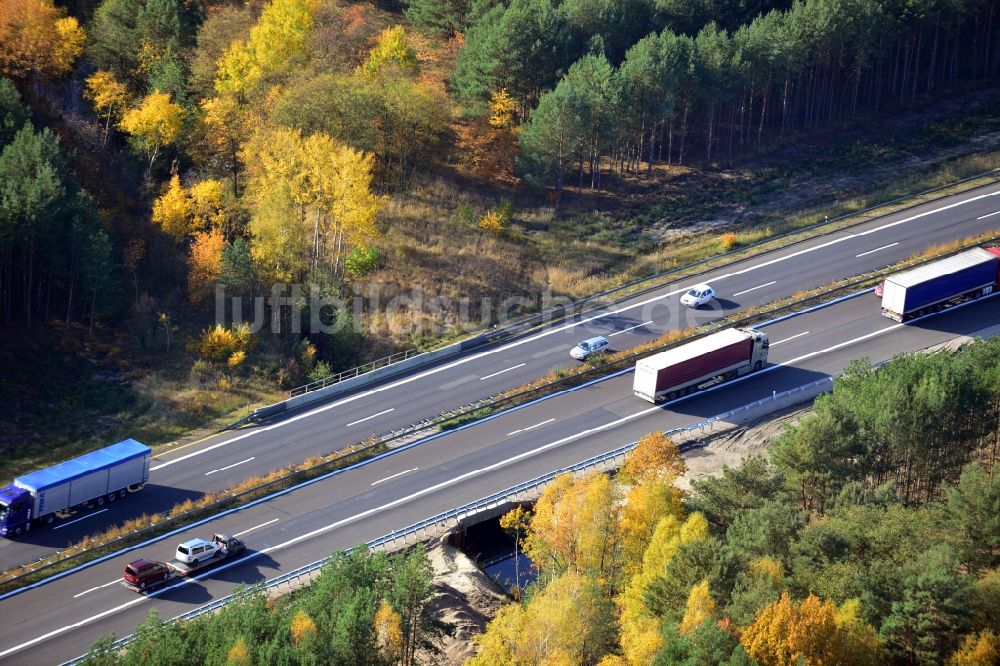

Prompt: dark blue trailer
xmin=881 ymin=247 xmax=1000 ymax=321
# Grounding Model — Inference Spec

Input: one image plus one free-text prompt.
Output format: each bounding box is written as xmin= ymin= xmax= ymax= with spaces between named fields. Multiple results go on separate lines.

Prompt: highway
xmin=1 ymin=181 xmax=1000 ymax=569
xmin=1 ymin=285 xmax=998 ymax=664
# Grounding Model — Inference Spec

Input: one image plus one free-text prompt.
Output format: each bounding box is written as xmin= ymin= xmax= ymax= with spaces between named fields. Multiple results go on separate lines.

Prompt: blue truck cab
xmin=0 ymin=439 xmax=151 ymax=537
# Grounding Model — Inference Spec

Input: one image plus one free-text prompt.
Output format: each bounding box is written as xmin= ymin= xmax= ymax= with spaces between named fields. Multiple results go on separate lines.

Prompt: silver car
xmin=174 ymin=537 xmax=220 ymax=565
xmin=570 ymin=336 xmax=610 ymax=360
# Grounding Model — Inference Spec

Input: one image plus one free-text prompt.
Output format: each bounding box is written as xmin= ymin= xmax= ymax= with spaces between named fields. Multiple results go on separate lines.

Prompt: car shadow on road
xmin=152 ymin=551 xmax=282 ymax=605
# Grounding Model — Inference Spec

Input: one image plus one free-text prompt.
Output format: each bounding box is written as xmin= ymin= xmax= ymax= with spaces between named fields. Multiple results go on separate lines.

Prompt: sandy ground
xmin=419 ymin=539 xmax=509 ymax=666
xmin=424 ymin=400 xmax=814 ymax=664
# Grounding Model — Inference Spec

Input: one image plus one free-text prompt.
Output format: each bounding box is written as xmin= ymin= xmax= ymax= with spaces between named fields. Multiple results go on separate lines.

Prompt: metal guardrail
xmin=62 ymin=377 xmax=836 ymax=665
xmin=19 ymin=233 xmax=995 ymax=594
xmin=288 ymin=349 xmax=421 ymax=397
xmin=16 ymin=232 xmax=1000 ymax=595
xmin=265 ymin=170 xmax=1000 ymax=417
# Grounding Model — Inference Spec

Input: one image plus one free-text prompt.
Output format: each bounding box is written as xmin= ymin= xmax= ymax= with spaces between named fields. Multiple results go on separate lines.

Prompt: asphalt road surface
xmin=2 ymin=182 xmax=1000 ymax=569
xmin=2 ymin=286 xmax=999 ymax=665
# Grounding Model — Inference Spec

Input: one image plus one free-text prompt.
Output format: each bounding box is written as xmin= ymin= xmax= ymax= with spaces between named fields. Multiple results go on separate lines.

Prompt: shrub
xmin=346 ymin=246 xmax=380 ymax=278
xmin=479 ymin=209 xmax=505 ymax=236
xmin=308 ymin=361 xmax=333 ymax=384
xmin=192 ymin=323 xmax=255 ymax=362
xmin=191 ymin=358 xmax=213 ymax=385
xmin=720 ymin=232 xmax=738 ymax=252
xmin=227 ymin=350 xmax=246 ymax=368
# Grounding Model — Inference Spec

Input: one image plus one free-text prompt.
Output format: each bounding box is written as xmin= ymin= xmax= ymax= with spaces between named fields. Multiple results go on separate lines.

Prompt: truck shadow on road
xmin=10 ymin=485 xmax=205 ymax=550
xmin=658 ymin=365 xmax=831 ymax=421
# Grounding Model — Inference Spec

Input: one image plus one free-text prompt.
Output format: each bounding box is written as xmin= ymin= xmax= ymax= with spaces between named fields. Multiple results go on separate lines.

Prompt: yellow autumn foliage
xmin=524 ymin=472 xmax=620 ymax=582
xmin=364 ymin=25 xmax=419 ymax=78
xmin=679 ymin=580 xmax=717 ymax=636
xmin=489 ymin=89 xmax=517 ymax=129
xmin=290 ymin=608 xmax=317 ymax=645
xmin=0 ymin=0 xmax=85 ymax=78
xmin=119 ymin=91 xmax=184 ymax=164
xmin=949 ymin=629 xmax=1000 ymax=666
xmin=618 ymin=513 xmax=710 ymax=666
xmin=152 ymin=174 xmax=192 ymax=242
xmin=193 ymin=323 xmax=255 ymax=363
xmin=226 ymin=636 xmax=251 ymax=665
xmin=375 ymin=600 xmax=403 ymax=660
xmin=741 ymin=593 xmax=881 ymax=666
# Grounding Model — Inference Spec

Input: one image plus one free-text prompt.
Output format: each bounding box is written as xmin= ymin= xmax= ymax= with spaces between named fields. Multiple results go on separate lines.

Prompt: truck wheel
xmin=95 ymin=496 xmax=105 ymax=506
xmin=43 ymin=514 xmax=54 ymax=525
xmin=754 ymin=361 xmax=762 ymax=371
xmin=107 ymin=492 xmax=116 ymax=503
xmin=118 ymin=489 xmax=127 ymax=499
xmin=12 ymin=526 xmax=22 ymax=537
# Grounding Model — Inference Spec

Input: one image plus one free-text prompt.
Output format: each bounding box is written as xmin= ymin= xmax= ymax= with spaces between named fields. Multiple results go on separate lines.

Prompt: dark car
xmin=123 ymin=558 xmax=172 ymax=591
xmin=213 ymin=532 xmax=246 ymax=556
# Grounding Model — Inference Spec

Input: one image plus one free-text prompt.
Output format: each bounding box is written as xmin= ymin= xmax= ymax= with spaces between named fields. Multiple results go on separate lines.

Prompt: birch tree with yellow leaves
xmin=243 ymin=126 xmax=379 ymax=283
xmin=119 ymin=90 xmax=184 ymax=177
xmin=84 ymin=70 xmax=129 ymax=148
xmin=214 ymin=0 xmax=315 ymax=100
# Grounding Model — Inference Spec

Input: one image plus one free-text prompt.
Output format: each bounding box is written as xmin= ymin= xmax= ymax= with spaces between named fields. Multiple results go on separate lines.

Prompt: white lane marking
xmin=151 ymin=429 xmax=261 ymax=471
xmin=507 ymin=418 xmax=555 ymax=437
xmin=480 ymin=363 xmax=526 ymax=380
xmin=609 ymin=321 xmax=655 ymax=336
xmin=733 ymin=281 xmax=777 ymax=297
xmin=7 ymin=295 xmax=995 ymax=660
xmin=732 ymin=189 xmax=1000 ymax=276
xmin=856 ymin=242 xmax=899 ymax=257
xmin=371 ymin=468 xmax=419 ymax=486
xmin=205 ymin=457 xmax=255 ymax=476
xmin=147 ymin=187 xmax=1000 ymax=471
xmin=73 ymin=578 xmax=121 ymax=599
xmin=346 ymin=408 xmax=394 ymax=427
xmin=234 ymin=518 xmax=279 ymax=537
xmin=770 ymin=331 xmax=810 ymax=346
xmin=53 ymin=509 xmax=109 ymax=530
xmin=977 ymin=210 xmax=1000 ymax=219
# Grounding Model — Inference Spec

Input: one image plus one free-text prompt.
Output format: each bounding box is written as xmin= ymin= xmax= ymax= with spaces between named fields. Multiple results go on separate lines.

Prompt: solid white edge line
xmin=346 ymin=408 xmax=395 ymax=428
xmin=146 ymin=186 xmax=1000 ymax=471
xmin=7 ymin=292 xmax=1000 ymax=660
xmin=976 ymin=210 xmax=1000 ymax=219
xmin=855 ymin=242 xmax=899 ymax=258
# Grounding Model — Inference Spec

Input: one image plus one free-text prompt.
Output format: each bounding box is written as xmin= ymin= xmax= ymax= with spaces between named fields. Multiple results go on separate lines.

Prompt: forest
xmin=468 ymin=336 xmax=1000 ymax=666
xmin=1 ymin=0 xmax=998 ymax=463
xmin=79 ymin=336 xmax=1000 ymax=664
xmin=80 ymin=546 xmax=439 ymax=665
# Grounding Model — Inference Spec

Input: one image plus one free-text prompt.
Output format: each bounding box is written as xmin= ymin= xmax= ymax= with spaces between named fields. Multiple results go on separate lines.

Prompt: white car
xmin=680 ymin=284 xmax=715 ymax=308
xmin=175 ymin=537 xmax=221 ymax=565
xmin=570 ymin=336 xmax=609 ymax=360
